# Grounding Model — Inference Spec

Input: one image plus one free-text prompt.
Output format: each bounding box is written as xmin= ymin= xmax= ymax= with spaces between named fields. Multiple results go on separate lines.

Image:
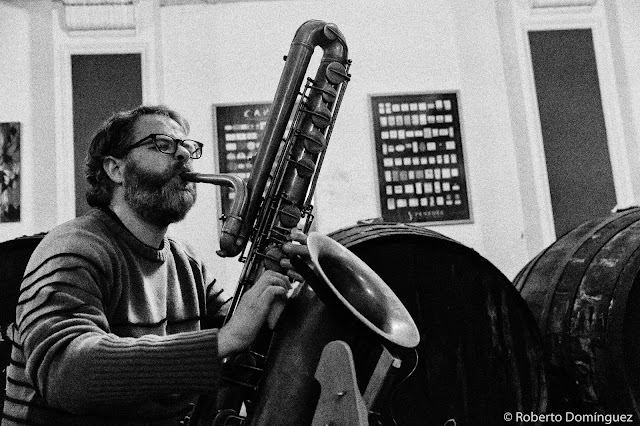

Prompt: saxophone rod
xmin=304 ymin=76 xmax=350 ymax=208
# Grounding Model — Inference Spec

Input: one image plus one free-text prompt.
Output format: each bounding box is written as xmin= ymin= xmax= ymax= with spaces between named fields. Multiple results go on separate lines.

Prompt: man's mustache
xmin=129 ymin=162 xmax=194 ymax=190
xmin=172 ymin=162 xmax=192 ymax=176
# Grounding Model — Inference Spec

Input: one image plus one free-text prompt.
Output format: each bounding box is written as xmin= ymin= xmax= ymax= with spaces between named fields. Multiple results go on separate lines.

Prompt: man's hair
xmin=84 ymin=105 xmax=190 ymax=208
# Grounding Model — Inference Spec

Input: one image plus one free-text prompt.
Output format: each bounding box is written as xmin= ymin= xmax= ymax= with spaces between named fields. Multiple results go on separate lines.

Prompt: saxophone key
xmin=309 ymin=105 xmax=332 ymax=129
xmin=294 ymin=157 xmax=316 ymax=178
xmin=326 ymin=61 xmax=349 ymax=85
xmin=301 ymin=128 xmax=326 ymax=154
xmin=263 ymin=244 xmax=287 ymax=273
xmin=278 ymin=204 xmax=302 ymax=228
xmin=312 ymin=82 xmax=338 ymax=103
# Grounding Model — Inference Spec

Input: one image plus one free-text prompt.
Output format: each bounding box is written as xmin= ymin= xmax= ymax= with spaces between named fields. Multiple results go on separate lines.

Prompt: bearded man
xmin=2 ymin=105 xmax=305 ymax=425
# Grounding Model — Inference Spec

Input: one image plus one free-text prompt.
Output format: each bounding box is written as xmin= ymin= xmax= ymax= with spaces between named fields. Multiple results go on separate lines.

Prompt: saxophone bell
xmin=307 ymin=232 xmax=420 ymax=348
xmin=248 ymin=233 xmax=419 ymax=425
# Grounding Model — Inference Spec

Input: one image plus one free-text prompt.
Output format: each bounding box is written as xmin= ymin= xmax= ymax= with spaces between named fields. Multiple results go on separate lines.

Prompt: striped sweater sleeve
xmin=15 ymin=228 xmax=221 ymax=415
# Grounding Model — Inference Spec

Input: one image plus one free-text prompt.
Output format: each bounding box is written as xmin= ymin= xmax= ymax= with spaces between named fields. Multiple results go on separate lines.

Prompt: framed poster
xmin=370 ymin=92 xmax=471 ymax=224
xmin=213 ymin=103 xmax=271 ymax=216
xmin=0 ymin=122 xmax=21 ymax=223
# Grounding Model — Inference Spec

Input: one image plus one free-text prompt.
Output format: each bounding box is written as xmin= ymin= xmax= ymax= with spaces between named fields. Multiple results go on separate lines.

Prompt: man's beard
xmin=123 ymin=161 xmax=197 ymax=227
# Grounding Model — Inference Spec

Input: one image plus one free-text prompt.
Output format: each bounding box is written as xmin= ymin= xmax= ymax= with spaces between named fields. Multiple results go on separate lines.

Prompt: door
xmin=71 ymin=53 xmax=143 ymax=217
xmin=529 ymin=29 xmax=617 ymax=237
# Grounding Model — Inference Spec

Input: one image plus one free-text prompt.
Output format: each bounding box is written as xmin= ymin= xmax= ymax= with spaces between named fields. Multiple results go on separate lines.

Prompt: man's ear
xmin=103 ymin=156 xmax=126 ymax=184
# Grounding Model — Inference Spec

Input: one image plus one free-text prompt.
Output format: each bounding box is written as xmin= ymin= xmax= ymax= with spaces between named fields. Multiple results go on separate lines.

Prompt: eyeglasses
xmin=119 ymin=133 xmax=203 ymax=159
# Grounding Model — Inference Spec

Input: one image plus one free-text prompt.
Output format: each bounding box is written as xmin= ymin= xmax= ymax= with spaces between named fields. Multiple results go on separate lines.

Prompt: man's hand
xmin=217 ymin=270 xmax=290 ymax=356
xmin=217 ymin=229 xmax=311 ymax=356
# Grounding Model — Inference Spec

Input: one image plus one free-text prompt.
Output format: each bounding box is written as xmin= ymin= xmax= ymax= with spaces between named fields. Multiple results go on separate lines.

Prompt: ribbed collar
xmin=93 ymin=207 xmax=171 ymax=263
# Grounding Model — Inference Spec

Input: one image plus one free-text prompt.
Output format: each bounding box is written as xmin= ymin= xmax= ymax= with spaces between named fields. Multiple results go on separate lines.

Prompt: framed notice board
xmin=370 ymin=92 xmax=471 ymax=224
xmin=213 ymin=102 xmax=271 ymax=215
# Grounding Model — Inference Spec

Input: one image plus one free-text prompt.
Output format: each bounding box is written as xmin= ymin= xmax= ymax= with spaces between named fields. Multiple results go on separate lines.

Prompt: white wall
xmin=0 ymin=1 xmax=59 ymax=242
xmin=607 ymin=0 xmax=640 ymax=198
xmin=0 ymin=3 xmax=31 ymax=241
xmin=3 ymin=0 xmax=640 ymax=289
xmin=451 ymin=0 xmax=529 ymax=276
xmin=161 ymin=0 xmax=529 ymax=284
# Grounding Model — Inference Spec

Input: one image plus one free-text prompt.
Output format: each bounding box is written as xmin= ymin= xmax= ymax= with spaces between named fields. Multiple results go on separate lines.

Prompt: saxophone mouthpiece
xmin=180 ymin=171 xmax=198 ymax=181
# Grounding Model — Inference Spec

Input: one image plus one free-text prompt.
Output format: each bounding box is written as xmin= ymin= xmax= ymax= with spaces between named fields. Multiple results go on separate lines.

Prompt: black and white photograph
xmin=0 ymin=122 xmax=20 ymax=223
xmin=1 ymin=1 xmax=639 ymax=425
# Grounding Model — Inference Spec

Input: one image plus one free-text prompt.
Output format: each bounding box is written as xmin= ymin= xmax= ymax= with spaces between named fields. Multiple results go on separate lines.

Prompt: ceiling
xmin=0 ymin=0 xmax=287 ymax=5
xmin=159 ymin=0 xmax=287 ymax=4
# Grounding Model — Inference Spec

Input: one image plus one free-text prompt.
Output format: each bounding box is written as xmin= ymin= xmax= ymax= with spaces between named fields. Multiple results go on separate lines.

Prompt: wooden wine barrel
xmin=328 ymin=222 xmax=547 ymax=426
xmin=0 ymin=234 xmax=45 ymax=400
xmin=514 ymin=207 xmax=640 ymax=417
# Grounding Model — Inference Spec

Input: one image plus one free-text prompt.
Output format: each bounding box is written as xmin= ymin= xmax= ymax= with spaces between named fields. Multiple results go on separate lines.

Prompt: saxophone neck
xmin=181 ymin=172 xmax=248 ymax=257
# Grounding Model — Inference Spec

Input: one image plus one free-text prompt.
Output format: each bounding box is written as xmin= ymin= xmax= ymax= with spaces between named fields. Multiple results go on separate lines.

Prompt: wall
xmin=2 ymin=0 xmax=640 ymax=289
xmin=1 ymin=1 xmax=59 ymax=242
xmin=450 ymin=0 xmax=529 ymax=276
xmin=607 ymin=1 xmax=640 ymax=199
xmin=161 ymin=0 xmax=529 ymax=285
xmin=0 ymin=3 xmax=31 ymax=241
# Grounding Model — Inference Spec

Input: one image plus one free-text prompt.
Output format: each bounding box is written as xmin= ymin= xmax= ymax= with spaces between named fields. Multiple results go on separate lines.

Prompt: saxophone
xmin=220 ymin=19 xmax=351 ymax=318
xmin=184 ymin=20 xmax=419 ymax=426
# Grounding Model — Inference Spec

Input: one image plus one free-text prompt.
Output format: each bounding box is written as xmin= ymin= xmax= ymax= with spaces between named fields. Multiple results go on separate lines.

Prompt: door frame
xmin=510 ymin=1 xmax=632 ymax=246
xmin=52 ymin=1 xmax=162 ymax=222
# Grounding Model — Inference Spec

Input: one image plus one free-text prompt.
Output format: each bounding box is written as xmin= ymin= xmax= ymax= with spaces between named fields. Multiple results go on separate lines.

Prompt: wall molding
xmin=530 ymin=0 xmax=597 ymax=9
xmin=52 ymin=0 xmax=162 ymax=222
xmin=61 ymin=0 xmax=137 ymax=32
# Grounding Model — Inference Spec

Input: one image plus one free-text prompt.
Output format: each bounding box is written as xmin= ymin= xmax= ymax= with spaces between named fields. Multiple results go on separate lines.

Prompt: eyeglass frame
xmin=116 ymin=133 xmax=204 ymax=159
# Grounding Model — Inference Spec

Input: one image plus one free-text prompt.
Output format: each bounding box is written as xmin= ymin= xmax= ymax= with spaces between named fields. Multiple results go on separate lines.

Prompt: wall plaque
xmin=370 ymin=92 xmax=471 ymax=224
xmin=213 ymin=102 xmax=271 ymax=216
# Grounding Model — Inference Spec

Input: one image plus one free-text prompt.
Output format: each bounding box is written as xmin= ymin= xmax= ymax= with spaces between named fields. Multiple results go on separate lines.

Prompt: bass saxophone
xmin=184 ymin=20 xmax=420 ymax=426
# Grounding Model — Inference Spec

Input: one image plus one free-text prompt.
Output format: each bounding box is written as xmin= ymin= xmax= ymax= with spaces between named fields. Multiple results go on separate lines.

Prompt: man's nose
xmin=174 ymin=143 xmax=191 ymax=163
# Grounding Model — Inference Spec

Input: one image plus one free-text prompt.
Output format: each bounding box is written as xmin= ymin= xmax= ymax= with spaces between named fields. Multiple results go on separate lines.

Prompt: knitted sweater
xmin=2 ymin=208 xmax=228 ymax=425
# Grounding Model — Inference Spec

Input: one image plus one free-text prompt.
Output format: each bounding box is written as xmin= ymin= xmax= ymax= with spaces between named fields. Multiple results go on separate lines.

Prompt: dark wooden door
xmin=71 ymin=53 xmax=143 ymax=217
xmin=529 ymin=29 xmax=617 ymax=237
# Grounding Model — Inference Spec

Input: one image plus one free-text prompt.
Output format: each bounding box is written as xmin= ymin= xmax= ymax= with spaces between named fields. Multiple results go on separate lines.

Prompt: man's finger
xmin=281 ymin=242 xmax=309 ymax=257
xmin=280 ymin=258 xmax=293 ymax=269
xmin=254 ymin=270 xmax=289 ymax=294
xmin=289 ymin=229 xmax=308 ymax=244
xmin=287 ymin=270 xmax=305 ymax=283
xmin=261 ymin=285 xmax=288 ymax=301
